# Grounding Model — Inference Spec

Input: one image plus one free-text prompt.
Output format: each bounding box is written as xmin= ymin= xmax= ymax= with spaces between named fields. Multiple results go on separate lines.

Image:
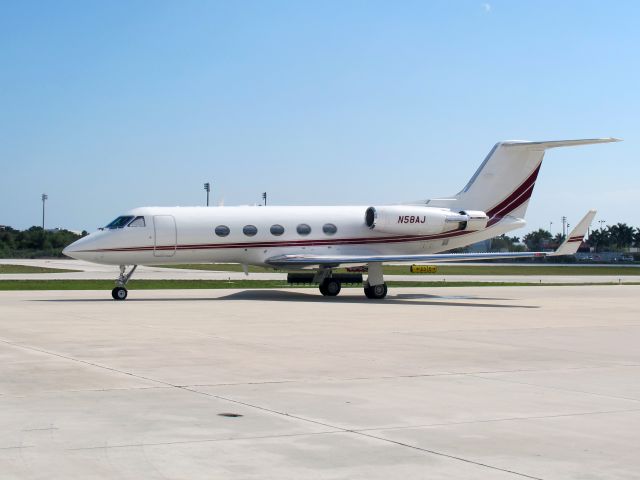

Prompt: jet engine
xmin=457 ymin=210 xmax=489 ymax=231
xmin=364 ymin=206 xmax=488 ymax=235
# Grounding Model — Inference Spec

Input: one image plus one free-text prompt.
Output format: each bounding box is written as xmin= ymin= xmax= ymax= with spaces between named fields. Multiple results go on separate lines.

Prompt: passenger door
xmin=153 ymin=215 xmax=177 ymax=257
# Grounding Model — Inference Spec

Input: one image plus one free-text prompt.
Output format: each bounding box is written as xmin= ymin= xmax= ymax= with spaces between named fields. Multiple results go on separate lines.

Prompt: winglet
xmin=550 ymin=210 xmax=597 ymax=256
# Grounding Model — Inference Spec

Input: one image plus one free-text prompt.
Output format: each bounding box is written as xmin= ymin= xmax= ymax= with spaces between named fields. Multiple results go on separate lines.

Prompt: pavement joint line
xmin=0 ymin=338 xmax=178 ymax=390
xmin=180 ymin=364 xmax=640 ymax=388
xmin=180 ymin=386 xmax=544 ymax=479
xmin=67 ymin=430 xmax=346 ymax=451
xmin=467 ymin=373 xmax=640 ymax=403
xmin=409 ymin=332 xmax=637 ymax=364
xmin=352 ymin=407 xmax=640 ymax=433
xmin=0 ymin=386 xmax=173 ymax=399
xmin=349 ymin=430 xmax=545 ymax=480
xmin=392 ymin=325 xmax=640 ymax=338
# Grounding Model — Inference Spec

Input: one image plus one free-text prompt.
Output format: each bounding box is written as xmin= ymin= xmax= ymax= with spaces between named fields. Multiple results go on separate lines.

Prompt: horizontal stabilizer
xmin=500 ymin=138 xmax=621 ymax=149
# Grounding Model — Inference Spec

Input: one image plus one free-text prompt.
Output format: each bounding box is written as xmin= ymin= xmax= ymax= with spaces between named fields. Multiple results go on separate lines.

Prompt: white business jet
xmin=63 ymin=138 xmax=619 ymax=300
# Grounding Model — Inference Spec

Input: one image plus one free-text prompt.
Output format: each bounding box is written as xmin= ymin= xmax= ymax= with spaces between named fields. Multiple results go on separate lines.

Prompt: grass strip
xmin=0 ymin=280 xmax=638 ymax=291
xmin=0 ymin=264 xmax=80 ymax=274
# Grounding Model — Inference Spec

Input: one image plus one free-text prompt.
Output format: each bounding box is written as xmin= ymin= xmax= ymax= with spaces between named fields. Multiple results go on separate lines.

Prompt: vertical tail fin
xmin=423 ymin=139 xmax=619 ymax=224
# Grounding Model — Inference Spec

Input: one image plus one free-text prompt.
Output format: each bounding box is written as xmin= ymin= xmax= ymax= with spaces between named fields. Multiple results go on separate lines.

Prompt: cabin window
xmin=128 ymin=216 xmax=146 ymax=227
xmin=105 ymin=216 xmax=134 ymax=229
xmin=215 ymin=225 xmax=230 ymax=237
xmin=296 ymin=223 xmax=311 ymax=236
xmin=270 ymin=224 xmax=285 ymax=236
xmin=243 ymin=225 xmax=258 ymax=237
xmin=322 ymin=223 xmax=337 ymax=235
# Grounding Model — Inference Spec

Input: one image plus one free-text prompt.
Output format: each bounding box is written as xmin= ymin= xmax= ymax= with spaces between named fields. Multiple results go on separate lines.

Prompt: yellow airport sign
xmin=410 ymin=265 xmax=438 ymax=274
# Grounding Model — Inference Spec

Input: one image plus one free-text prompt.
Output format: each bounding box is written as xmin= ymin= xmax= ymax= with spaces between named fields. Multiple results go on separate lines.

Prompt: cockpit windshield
xmin=105 ymin=216 xmax=135 ymax=229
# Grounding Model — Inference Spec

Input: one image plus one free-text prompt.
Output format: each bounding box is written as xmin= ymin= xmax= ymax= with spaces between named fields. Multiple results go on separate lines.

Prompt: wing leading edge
xmin=266 ymin=210 xmax=596 ymax=267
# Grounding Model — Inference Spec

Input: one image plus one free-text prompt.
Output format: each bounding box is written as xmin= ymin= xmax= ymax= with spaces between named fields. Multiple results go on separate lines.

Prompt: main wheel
xmin=112 ymin=287 xmax=128 ymax=300
xmin=364 ymin=283 xmax=387 ymax=299
xmin=320 ymin=279 xmax=341 ymax=297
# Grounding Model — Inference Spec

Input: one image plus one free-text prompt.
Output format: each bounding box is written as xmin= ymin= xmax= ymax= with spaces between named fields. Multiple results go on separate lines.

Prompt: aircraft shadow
xmin=219 ymin=290 xmax=538 ymax=308
xmin=34 ymin=290 xmax=537 ymax=308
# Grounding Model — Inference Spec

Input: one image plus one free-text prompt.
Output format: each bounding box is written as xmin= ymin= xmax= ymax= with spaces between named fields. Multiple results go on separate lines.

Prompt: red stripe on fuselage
xmin=77 ymin=229 xmax=478 ymax=253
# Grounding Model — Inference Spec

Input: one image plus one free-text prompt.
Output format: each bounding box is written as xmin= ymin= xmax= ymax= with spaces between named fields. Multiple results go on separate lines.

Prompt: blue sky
xmin=1 ymin=1 xmax=638 ymax=235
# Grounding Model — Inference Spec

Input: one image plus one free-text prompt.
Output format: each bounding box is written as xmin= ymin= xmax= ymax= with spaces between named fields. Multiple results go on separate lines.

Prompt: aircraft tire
xmin=321 ymin=279 xmax=341 ymax=297
xmin=364 ymin=283 xmax=387 ymax=299
xmin=112 ymin=287 xmax=128 ymax=300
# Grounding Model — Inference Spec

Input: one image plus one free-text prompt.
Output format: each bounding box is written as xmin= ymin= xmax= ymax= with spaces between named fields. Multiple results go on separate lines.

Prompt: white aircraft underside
xmin=63 ymin=138 xmax=619 ymax=300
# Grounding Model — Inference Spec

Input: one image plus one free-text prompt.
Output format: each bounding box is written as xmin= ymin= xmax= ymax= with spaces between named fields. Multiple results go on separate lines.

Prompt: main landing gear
xmin=112 ymin=265 xmax=137 ymax=300
xmin=363 ymin=282 xmax=388 ymax=299
xmin=319 ymin=278 xmax=342 ymax=297
xmin=362 ymin=262 xmax=387 ymax=299
xmin=314 ymin=263 xmax=388 ymax=299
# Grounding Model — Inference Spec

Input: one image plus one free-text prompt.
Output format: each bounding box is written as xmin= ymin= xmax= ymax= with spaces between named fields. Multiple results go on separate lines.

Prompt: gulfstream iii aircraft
xmin=63 ymin=138 xmax=619 ymax=300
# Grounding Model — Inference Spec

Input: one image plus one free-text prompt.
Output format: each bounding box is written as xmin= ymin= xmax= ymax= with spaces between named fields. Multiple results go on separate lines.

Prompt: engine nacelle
xmin=458 ymin=210 xmax=489 ymax=231
xmin=364 ymin=206 xmax=469 ymax=235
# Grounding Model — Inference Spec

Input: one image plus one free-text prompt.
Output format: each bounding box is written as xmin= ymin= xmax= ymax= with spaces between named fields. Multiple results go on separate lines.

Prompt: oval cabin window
xmin=322 ymin=223 xmax=337 ymax=235
xmin=243 ymin=225 xmax=258 ymax=237
xmin=215 ymin=225 xmax=230 ymax=237
xmin=296 ymin=224 xmax=311 ymax=236
xmin=270 ymin=224 xmax=285 ymax=236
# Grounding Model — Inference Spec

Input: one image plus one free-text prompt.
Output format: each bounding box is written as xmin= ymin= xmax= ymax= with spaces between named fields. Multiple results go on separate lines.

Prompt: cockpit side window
xmin=128 ymin=216 xmax=146 ymax=227
xmin=105 ymin=216 xmax=135 ymax=229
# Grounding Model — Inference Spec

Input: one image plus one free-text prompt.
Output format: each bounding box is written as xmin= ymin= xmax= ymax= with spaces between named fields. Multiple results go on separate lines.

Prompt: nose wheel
xmin=112 ymin=265 xmax=137 ymax=300
xmin=112 ymin=286 xmax=128 ymax=300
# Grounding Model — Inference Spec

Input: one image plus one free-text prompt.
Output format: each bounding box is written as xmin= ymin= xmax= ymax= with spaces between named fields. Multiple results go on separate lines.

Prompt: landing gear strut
xmin=112 ymin=265 xmax=137 ymax=300
xmin=364 ymin=262 xmax=387 ymax=299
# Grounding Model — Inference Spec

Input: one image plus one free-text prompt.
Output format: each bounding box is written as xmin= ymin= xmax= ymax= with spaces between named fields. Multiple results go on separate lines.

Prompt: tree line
xmin=0 ymin=226 xmax=86 ymax=258
xmin=497 ymin=223 xmax=640 ymax=252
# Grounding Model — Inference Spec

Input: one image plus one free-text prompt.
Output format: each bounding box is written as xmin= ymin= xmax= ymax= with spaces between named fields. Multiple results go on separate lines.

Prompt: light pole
xmin=262 ymin=192 xmax=267 ymax=206
xmin=561 ymin=216 xmax=567 ymax=237
xmin=41 ymin=193 xmax=48 ymax=230
xmin=549 ymin=221 xmax=553 ymax=233
xmin=598 ymin=219 xmax=606 ymax=230
xmin=204 ymin=183 xmax=211 ymax=206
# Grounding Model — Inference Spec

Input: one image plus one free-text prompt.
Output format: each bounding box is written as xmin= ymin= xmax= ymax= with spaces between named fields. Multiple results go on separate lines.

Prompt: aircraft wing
xmin=266 ymin=210 xmax=596 ymax=267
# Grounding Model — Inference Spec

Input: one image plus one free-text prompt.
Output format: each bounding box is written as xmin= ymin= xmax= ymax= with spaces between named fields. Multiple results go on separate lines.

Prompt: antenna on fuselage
xmin=204 ymin=182 xmax=211 ymax=206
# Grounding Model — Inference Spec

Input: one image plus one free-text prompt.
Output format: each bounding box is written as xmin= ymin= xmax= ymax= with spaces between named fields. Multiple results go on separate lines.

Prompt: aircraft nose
xmin=62 ymin=240 xmax=80 ymax=259
xmin=63 ymin=235 xmax=96 ymax=260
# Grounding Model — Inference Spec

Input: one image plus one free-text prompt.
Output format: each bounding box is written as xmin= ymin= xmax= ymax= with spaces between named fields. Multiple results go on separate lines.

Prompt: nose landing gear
xmin=112 ymin=265 xmax=137 ymax=300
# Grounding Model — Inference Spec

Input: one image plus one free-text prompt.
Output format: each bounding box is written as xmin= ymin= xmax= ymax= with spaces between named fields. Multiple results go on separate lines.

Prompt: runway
xmin=1 ymin=285 xmax=639 ymax=479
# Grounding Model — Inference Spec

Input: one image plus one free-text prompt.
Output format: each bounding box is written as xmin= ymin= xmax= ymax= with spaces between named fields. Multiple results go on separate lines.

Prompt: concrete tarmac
xmin=1 ymin=285 xmax=639 ymax=479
